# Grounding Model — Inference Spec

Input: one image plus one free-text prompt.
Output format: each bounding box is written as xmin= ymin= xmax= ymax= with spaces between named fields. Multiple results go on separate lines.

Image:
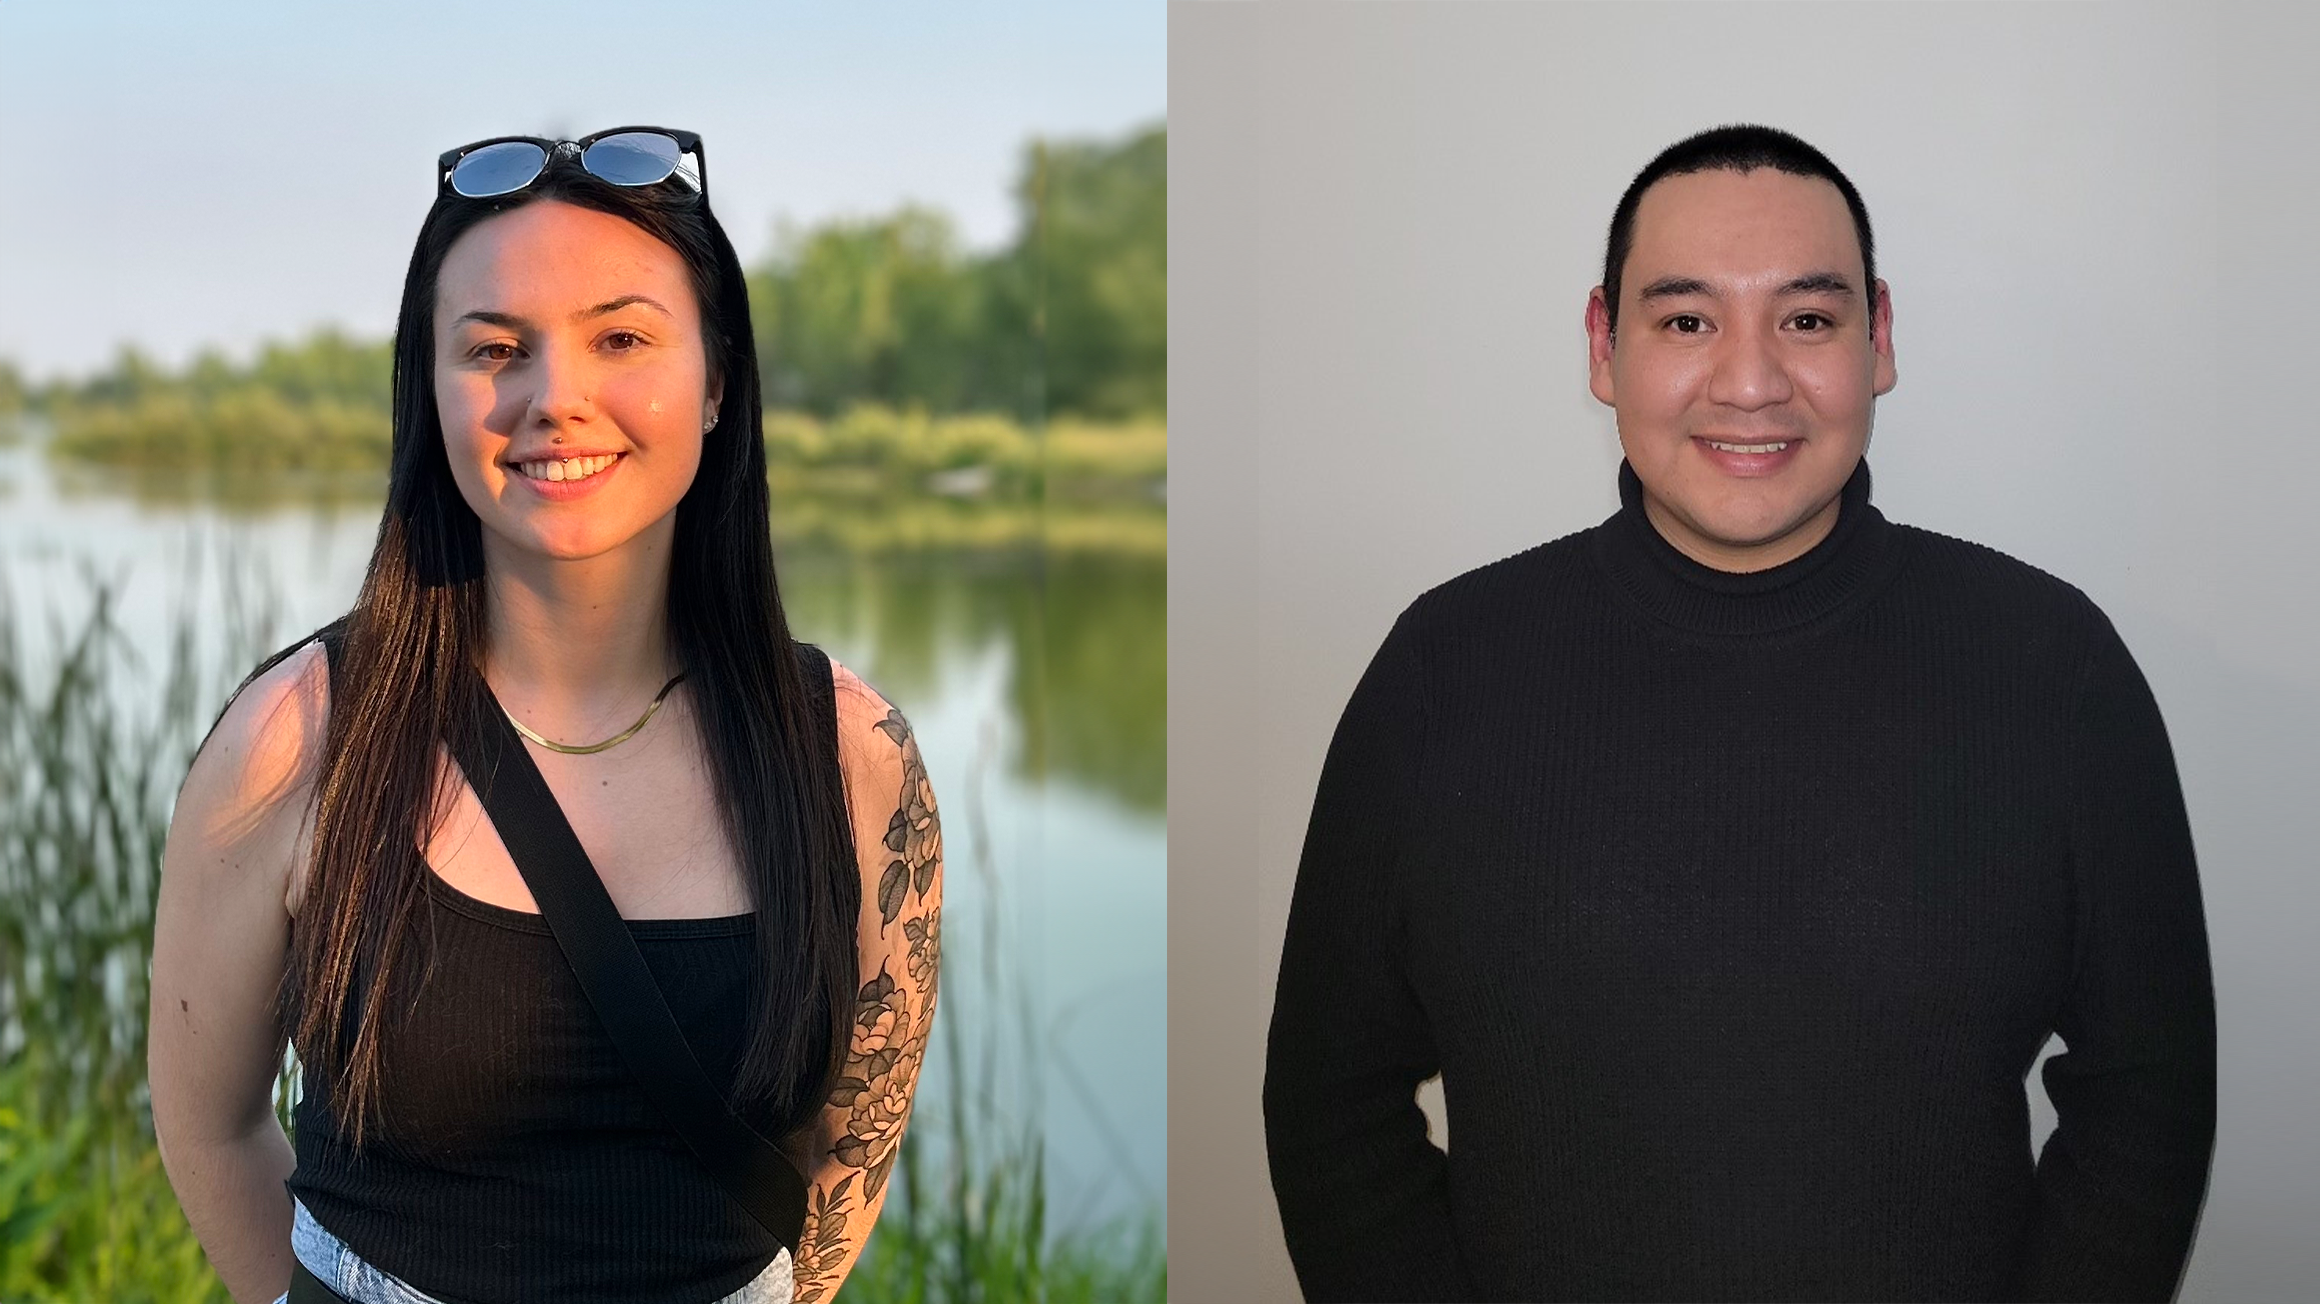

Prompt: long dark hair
xmin=216 ymin=151 xmax=860 ymax=1151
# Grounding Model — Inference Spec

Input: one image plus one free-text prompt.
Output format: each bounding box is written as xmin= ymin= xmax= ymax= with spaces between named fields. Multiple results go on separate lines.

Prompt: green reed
xmin=0 ymin=561 xmax=1161 ymax=1301
xmin=0 ymin=549 xmax=273 ymax=1301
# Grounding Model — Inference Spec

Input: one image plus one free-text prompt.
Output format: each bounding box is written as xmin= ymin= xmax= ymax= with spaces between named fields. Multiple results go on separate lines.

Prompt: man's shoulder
xmin=1885 ymin=521 xmax=2141 ymax=683
xmin=1890 ymin=521 xmax=2109 ymax=627
xmin=1391 ymin=527 xmax=1598 ymax=642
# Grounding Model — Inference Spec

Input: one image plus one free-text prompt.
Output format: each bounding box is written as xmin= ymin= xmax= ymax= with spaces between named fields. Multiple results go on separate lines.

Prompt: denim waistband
xmin=277 ymin=1196 xmax=794 ymax=1303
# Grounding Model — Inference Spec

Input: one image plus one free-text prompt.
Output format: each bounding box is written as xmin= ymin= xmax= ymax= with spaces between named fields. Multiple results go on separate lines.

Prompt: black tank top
xmin=283 ymin=638 xmax=833 ymax=1303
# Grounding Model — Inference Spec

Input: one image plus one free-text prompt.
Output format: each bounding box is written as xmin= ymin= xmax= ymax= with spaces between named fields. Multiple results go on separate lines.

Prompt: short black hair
xmin=1601 ymin=124 xmax=1876 ymax=339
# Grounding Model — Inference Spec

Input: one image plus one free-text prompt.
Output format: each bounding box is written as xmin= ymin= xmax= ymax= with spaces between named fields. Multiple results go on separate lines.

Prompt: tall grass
xmin=0 ymin=554 xmax=273 ymax=1300
xmin=0 ymin=561 xmax=1161 ymax=1301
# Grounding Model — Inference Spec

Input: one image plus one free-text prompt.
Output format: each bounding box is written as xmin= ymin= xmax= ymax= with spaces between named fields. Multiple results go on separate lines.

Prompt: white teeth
xmin=1706 ymin=440 xmax=1789 ymax=454
xmin=515 ymin=454 xmax=617 ymax=482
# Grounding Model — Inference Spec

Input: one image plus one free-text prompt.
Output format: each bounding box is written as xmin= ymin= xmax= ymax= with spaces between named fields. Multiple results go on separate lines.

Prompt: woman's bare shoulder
xmin=193 ymin=641 xmax=331 ymax=805
xmin=829 ymin=656 xmax=913 ymax=773
xmin=826 ymin=654 xmax=933 ymax=840
xmin=824 ymin=657 xmax=941 ymax=947
xmin=176 ymin=640 xmax=333 ymax=912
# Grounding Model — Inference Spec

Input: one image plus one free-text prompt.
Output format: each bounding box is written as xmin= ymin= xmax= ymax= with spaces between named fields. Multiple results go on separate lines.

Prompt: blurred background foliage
xmin=751 ymin=125 xmax=1164 ymax=422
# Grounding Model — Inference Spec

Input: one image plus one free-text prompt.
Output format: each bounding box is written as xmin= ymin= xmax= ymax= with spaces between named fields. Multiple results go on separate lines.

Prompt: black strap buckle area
xmin=440 ymin=654 xmax=823 ymax=1257
xmin=287 ymin=1257 xmax=352 ymax=1303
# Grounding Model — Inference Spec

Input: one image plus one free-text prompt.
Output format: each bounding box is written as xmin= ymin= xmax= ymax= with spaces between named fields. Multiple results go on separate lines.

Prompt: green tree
xmin=1014 ymin=123 xmax=1166 ymax=420
xmin=746 ymin=121 xmax=1166 ymax=424
xmin=244 ymin=329 xmax=393 ymax=410
xmin=67 ymin=345 xmax=170 ymax=409
xmin=750 ymin=207 xmax=1006 ymax=416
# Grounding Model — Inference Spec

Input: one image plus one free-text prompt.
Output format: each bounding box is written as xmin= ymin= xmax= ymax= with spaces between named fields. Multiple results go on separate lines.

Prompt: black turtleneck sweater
xmin=1263 ymin=456 xmax=2216 ymax=1303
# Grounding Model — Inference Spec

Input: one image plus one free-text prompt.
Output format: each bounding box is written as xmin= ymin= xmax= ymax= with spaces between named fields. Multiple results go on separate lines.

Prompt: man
xmin=1261 ymin=124 xmax=2216 ymax=1303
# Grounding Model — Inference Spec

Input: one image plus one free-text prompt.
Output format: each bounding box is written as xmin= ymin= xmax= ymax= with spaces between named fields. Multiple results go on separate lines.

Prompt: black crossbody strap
xmin=437 ymin=655 xmax=819 ymax=1257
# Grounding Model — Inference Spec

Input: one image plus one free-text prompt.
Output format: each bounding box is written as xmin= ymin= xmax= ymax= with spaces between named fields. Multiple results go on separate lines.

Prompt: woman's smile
xmin=504 ymin=450 xmax=629 ymax=499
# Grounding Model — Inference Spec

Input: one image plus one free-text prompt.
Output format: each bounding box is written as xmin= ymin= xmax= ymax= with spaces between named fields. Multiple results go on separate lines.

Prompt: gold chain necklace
xmin=503 ymin=674 xmax=688 ymax=755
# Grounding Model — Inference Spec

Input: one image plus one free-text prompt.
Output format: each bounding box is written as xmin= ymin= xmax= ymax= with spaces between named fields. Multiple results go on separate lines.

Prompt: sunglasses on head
xmin=438 ymin=126 xmax=707 ymax=204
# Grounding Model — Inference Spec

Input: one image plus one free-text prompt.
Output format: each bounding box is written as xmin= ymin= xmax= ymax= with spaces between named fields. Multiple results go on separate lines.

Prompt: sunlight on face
xmin=433 ymin=200 xmax=722 ymax=564
xmin=1585 ymin=168 xmax=1896 ymax=573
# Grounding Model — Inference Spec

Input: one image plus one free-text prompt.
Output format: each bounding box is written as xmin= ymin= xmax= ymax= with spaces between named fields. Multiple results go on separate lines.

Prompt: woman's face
xmin=432 ymin=199 xmax=722 ymax=564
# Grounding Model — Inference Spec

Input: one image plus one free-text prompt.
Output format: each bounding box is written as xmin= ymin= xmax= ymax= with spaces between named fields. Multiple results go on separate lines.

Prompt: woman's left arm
xmin=788 ymin=663 xmax=944 ymax=1302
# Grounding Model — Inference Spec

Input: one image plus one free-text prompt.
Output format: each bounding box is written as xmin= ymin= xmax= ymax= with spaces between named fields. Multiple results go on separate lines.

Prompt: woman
xmin=147 ymin=128 xmax=942 ymax=1304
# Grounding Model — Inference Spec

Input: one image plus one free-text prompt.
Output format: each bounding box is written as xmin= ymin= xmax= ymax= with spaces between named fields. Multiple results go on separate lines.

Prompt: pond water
xmin=0 ymin=426 xmax=1166 ymax=1237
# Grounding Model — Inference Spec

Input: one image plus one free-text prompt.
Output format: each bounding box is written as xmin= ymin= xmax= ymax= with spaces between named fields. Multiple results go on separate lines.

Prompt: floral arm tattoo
xmin=791 ymin=704 xmax=942 ymax=1302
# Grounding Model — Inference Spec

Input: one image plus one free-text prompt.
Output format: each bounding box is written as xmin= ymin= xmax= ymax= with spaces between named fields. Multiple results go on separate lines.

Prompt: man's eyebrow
xmin=1774 ymin=272 xmax=1856 ymax=298
xmin=449 ymin=296 xmax=674 ymax=330
xmin=1634 ymin=272 xmax=1858 ymax=302
xmin=1636 ymin=276 xmax=1715 ymax=303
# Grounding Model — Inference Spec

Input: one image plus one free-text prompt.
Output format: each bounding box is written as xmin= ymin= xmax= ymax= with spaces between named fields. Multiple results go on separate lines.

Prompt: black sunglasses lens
xmin=451 ymin=141 xmax=549 ymax=198
xmin=583 ymin=132 xmax=686 ymax=188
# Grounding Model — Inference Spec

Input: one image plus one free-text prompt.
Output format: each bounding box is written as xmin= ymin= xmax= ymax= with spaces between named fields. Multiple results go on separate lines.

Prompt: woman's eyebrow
xmin=452 ymin=309 xmax=528 ymax=329
xmin=579 ymin=294 xmax=674 ymax=319
xmin=450 ymin=296 xmax=674 ymax=330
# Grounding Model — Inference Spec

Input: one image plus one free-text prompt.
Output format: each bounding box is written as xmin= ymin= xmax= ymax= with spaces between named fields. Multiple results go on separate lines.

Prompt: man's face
xmin=1585 ymin=168 xmax=1895 ymax=573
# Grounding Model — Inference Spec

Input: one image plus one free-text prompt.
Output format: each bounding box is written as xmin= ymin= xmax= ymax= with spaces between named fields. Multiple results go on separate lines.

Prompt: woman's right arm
xmin=148 ymin=641 xmax=330 ymax=1304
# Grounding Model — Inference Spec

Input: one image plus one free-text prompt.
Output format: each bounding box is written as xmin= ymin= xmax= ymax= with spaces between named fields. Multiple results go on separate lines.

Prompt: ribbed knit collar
xmin=1585 ymin=453 xmax=1908 ymax=639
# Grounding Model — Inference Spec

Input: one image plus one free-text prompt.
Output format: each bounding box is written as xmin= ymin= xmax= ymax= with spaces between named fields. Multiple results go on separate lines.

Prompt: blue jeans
xmin=273 ymin=1196 xmax=795 ymax=1304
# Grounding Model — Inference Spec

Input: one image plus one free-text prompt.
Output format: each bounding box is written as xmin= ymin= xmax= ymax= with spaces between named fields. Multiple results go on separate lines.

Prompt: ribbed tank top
xmin=281 ymin=638 xmax=835 ymax=1303
xmin=284 ymin=869 xmax=786 ymax=1303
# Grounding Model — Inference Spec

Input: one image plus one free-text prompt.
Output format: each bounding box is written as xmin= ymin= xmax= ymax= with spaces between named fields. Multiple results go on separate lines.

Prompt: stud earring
xmin=703 ymin=413 xmax=719 ymax=433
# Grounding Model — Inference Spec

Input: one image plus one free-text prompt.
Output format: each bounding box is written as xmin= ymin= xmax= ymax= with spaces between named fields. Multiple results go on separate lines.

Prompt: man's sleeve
xmin=2019 ymin=611 xmax=2218 ymax=1302
xmin=1263 ymin=613 xmax=1472 ymax=1302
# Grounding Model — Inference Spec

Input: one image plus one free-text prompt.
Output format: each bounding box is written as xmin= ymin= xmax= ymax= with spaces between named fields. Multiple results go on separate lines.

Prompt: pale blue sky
xmin=0 ymin=1 xmax=1164 ymax=377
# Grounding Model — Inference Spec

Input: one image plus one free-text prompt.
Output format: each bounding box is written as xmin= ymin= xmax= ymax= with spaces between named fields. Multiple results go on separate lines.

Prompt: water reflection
xmin=783 ymin=545 xmax=1164 ymax=816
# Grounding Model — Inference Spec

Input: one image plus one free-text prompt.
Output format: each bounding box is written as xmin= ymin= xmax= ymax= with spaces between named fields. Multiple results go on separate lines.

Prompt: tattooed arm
xmin=788 ymin=662 xmax=944 ymax=1302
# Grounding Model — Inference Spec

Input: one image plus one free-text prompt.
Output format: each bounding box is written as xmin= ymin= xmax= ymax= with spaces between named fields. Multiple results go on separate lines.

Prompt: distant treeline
xmin=29 ymin=331 xmax=394 ymax=470
xmin=42 ymin=383 xmax=1165 ymax=503
xmin=1 ymin=121 xmax=1164 ymax=486
xmin=752 ymin=123 xmax=1164 ymax=422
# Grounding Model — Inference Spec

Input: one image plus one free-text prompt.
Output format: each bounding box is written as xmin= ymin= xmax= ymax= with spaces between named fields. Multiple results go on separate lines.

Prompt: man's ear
xmin=1870 ymin=278 xmax=1897 ymax=397
xmin=1585 ymin=288 xmax=1617 ymax=408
